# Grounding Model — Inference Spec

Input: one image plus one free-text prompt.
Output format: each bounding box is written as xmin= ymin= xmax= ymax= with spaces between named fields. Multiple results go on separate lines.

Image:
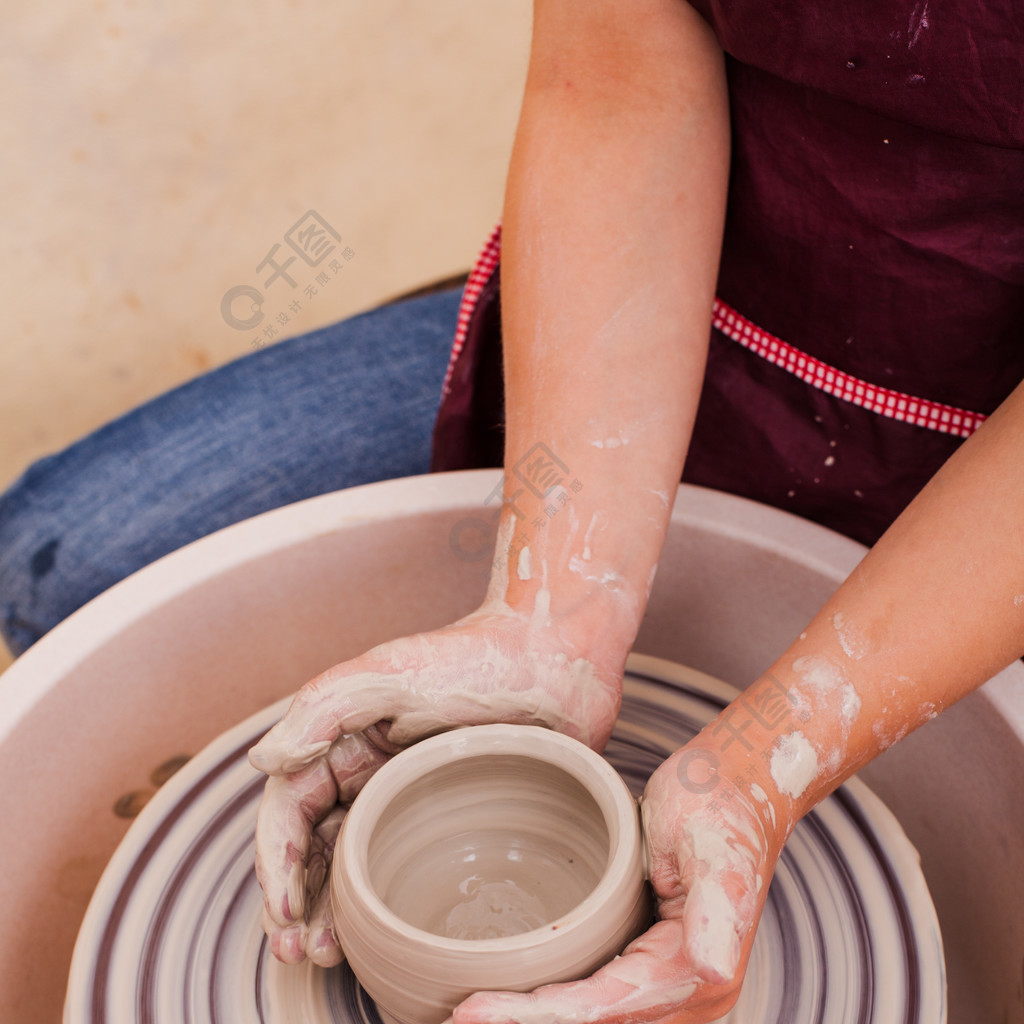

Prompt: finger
xmin=454 ymin=920 xmax=727 ymax=1024
xmin=380 ymin=684 xmax=587 ymax=747
xmin=304 ymin=888 xmax=344 ymax=968
xmin=680 ymin=875 xmax=744 ymax=985
xmin=327 ymin=731 xmax=393 ymax=803
xmin=303 ymin=806 xmax=347 ymax=910
xmin=254 ymin=759 xmax=338 ymax=930
xmin=303 ymin=807 xmax=347 ymax=967
xmin=263 ymin=907 xmax=306 ymax=966
xmin=249 ymin=669 xmax=415 ymax=774
xmin=248 ymin=646 xmax=610 ymax=776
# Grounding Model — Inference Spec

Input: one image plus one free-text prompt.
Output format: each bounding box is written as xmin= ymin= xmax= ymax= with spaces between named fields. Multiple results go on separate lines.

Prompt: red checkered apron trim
xmin=441 ymin=223 xmax=503 ymax=398
xmin=444 ymin=224 xmax=988 ymax=439
xmin=712 ymin=299 xmax=987 ymax=438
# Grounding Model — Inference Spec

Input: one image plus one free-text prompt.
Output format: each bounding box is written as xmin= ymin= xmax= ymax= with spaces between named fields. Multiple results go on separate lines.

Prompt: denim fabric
xmin=0 ymin=288 xmax=462 ymax=656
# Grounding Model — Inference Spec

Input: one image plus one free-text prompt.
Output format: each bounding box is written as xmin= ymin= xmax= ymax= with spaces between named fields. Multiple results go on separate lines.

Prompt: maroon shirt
xmin=432 ymin=0 xmax=1024 ymax=546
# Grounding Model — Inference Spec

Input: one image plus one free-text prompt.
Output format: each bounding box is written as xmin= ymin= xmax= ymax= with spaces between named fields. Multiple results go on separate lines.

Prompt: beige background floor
xmin=1 ymin=1 xmax=531 ymax=672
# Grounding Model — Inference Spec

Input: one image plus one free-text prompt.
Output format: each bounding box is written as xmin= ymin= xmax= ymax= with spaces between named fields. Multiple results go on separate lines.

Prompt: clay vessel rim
xmin=335 ymin=723 xmax=644 ymax=952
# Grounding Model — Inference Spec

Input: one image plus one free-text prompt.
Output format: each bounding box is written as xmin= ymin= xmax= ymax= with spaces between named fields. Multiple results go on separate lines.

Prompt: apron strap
xmin=444 ymin=224 xmax=988 ymax=441
xmin=441 ymin=223 xmax=503 ymax=400
xmin=713 ymin=299 xmax=987 ymax=439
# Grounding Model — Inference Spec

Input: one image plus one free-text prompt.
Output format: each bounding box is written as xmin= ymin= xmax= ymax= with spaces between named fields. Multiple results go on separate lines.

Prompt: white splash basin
xmin=0 ymin=471 xmax=1020 ymax=1022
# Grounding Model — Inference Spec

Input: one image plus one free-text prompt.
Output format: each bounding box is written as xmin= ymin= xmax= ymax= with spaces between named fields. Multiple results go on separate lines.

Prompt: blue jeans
xmin=0 ymin=288 xmax=462 ymax=656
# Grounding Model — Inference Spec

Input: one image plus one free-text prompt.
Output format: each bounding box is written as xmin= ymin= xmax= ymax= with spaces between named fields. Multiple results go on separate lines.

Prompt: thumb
xmin=454 ymin=921 xmax=710 ymax=1024
xmin=680 ymin=876 xmax=743 ymax=985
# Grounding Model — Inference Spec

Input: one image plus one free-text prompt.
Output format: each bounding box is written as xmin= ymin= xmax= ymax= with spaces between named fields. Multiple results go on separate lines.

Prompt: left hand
xmin=249 ymin=605 xmax=624 ymax=966
xmin=452 ymin=742 xmax=781 ymax=1024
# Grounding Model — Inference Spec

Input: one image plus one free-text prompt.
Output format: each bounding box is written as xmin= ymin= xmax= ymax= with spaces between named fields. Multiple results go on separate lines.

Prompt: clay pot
xmin=330 ymin=723 xmax=650 ymax=1024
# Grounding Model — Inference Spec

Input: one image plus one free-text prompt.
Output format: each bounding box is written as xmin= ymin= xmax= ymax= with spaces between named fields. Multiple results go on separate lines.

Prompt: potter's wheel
xmin=64 ymin=655 xmax=946 ymax=1023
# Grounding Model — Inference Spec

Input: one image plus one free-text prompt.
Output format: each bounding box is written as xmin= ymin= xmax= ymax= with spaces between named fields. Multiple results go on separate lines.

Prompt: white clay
xmin=792 ymin=654 xmax=861 ymax=735
xmin=770 ymin=731 xmax=819 ymax=799
xmin=568 ymin=555 xmax=627 ymax=593
xmin=872 ymin=719 xmax=909 ymax=751
xmin=841 ymin=686 xmax=862 ymax=727
xmin=529 ymin=585 xmax=552 ymax=632
xmin=687 ymin=878 xmax=741 ymax=980
xmin=748 ymin=782 xmax=776 ymax=829
xmin=581 ymin=511 xmax=607 ymax=563
xmin=517 ymin=546 xmax=532 ymax=581
xmin=483 ymin=512 xmax=517 ymax=604
xmin=832 ymin=612 xmax=868 ymax=660
xmin=792 ymin=654 xmax=844 ymax=693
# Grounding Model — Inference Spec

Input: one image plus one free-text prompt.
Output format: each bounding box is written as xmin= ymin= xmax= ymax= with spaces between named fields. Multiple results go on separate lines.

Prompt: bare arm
xmin=491 ymin=0 xmax=730 ymax=686
xmin=249 ymin=2 xmax=732 ymax=970
xmin=698 ymin=379 xmax=1024 ymax=843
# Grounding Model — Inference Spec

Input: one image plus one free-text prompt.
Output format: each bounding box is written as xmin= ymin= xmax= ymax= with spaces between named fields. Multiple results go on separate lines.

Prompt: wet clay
xmin=368 ymin=754 xmax=608 ymax=939
xmin=331 ymin=724 xmax=649 ymax=1024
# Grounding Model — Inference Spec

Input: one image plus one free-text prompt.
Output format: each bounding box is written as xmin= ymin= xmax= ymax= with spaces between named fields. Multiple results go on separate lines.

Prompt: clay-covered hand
xmin=248 ymin=605 xmax=623 ymax=967
xmin=453 ymin=743 xmax=780 ymax=1024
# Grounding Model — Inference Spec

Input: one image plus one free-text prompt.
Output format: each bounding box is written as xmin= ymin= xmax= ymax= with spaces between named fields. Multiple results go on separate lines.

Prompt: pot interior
xmin=366 ymin=753 xmax=610 ymax=939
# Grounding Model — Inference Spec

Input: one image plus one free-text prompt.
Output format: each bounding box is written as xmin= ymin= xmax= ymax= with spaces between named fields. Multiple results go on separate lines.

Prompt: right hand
xmin=248 ymin=604 xmax=626 ymax=966
xmin=452 ymin=740 xmax=780 ymax=1024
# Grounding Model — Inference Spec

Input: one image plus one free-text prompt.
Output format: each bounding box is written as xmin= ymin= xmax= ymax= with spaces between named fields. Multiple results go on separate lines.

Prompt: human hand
xmin=452 ymin=742 xmax=781 ymax=1024
xmin=248 ymin=605 xmax=624 ymax=967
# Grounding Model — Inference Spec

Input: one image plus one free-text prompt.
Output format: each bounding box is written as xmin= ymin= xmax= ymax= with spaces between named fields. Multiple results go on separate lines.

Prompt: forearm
xmin=489 ymin=0 xmax=730 ymax=671
xmin=695 ymin=381 xmax=1024 ymax=844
